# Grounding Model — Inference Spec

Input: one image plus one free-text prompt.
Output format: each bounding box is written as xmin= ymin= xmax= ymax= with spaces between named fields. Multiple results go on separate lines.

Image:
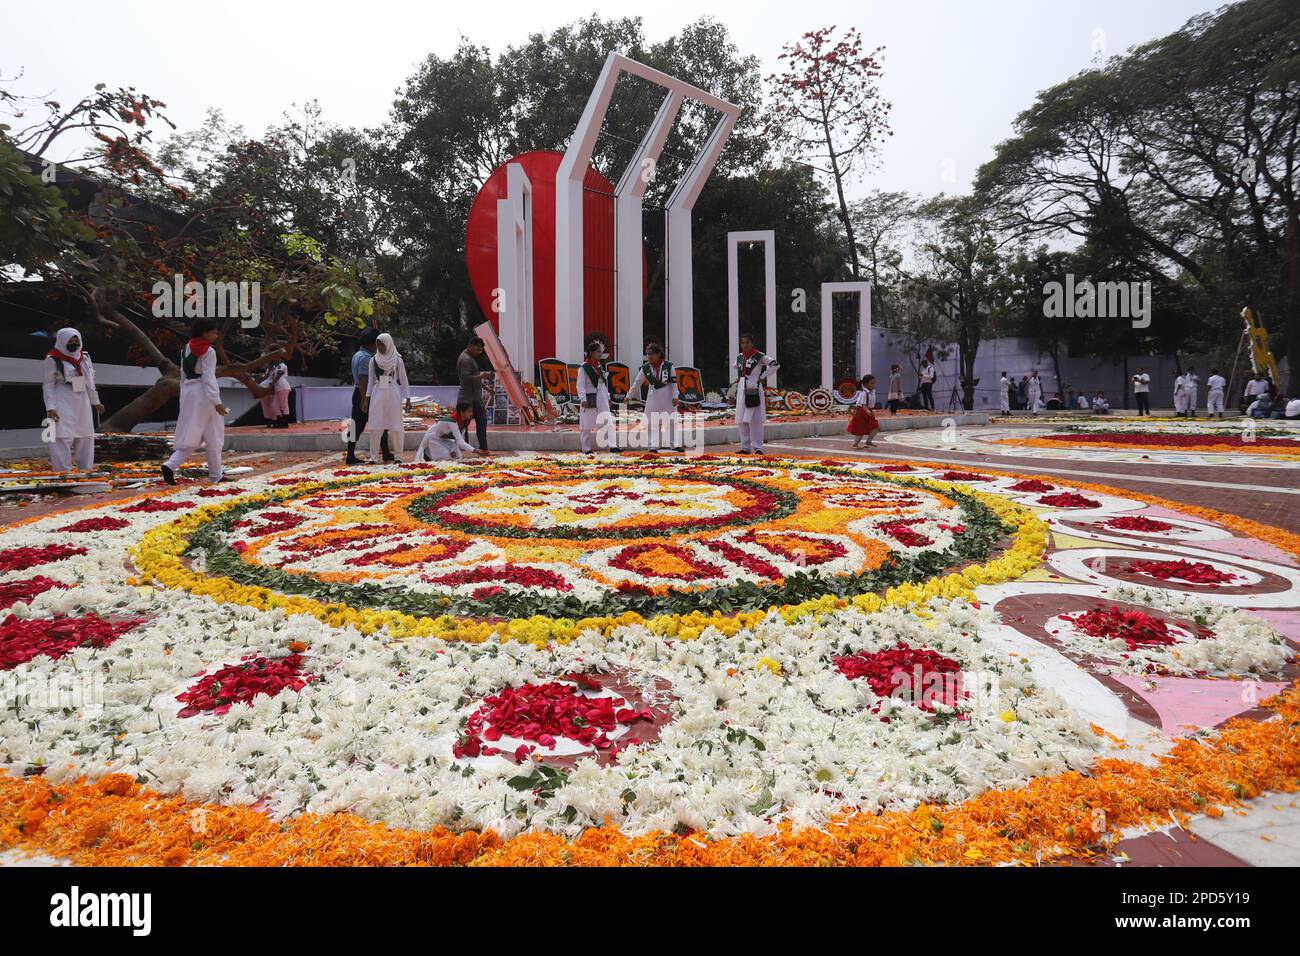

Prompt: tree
xmin=768 ymin=26 xmax=892 ymax=280
xmin=0 ymin=77 xmax=395 ymax=431
xmin=978 ymin=0 xmax=1300 ymax=390
xmin=849 ymin=189 xmax=916 ymax=328
xmin=899 ymin=195 xmax=1020 ymax=409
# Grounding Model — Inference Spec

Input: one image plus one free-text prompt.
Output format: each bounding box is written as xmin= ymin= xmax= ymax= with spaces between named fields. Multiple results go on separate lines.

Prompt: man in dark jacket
xmin=457 ymin=336 xmax=492 ymax=453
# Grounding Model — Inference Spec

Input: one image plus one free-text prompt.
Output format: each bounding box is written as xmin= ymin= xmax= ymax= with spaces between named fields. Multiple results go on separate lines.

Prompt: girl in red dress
xmin=848 ymin=374 xmax=881 ymax=448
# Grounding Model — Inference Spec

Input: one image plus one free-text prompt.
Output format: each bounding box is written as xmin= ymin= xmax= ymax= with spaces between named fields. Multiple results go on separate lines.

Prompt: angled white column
xmin=665 ymin=111 xmax=737 ymax=369
xmin=556 ymin=52 xmax=741 ymax=367
xmin=555 ymin=55 xmax=620 ymax=362
xmin=726 ymin=230 xmax=777 ymax=384
xmin=496 ymin=163 xmax=534 ymax=379
xmin=820 ymin=281 xmax=873 ymax=389
xmin=614 ymin=91 xmax=682 ymax=364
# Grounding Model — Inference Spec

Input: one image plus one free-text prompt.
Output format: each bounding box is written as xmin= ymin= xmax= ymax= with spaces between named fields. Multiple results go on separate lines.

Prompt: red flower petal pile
xmin=1040 ymin=432 xmax=1299 ymax=449
xmin=938 ymin=470 xmax=990 ymax=482
xmin=122 ymin=498 xmax=193 ymax=514
xmin=1103 ymin=515 xmax=1174 ymax=533
xmin=1008 ymin=479 xmax=1055 ymax=493
xmin=232 ymin=511 xmax=306 ymax=536
xmin=0 ymin=544 xmax=87 ymax=573
xmin=454 ymin=678 xmax=654 ymax=760
xmin=878 ymin=519 xmax=934 ymax=548
xmin=1037 ymin=492 xmax=1102 ymax=509
xmin=1127 ymin=559 xmax=1241 ymax=585
xmin=0 ymin=614 xmax=147 ymax=670
xmin=175 ymin=654 xmax=314 ymax=718
xmin=196 ymin=486 xmax=246 ymax=497
xmin=1066 ymin=606 xmax=1185 ymax=650
xmin=423 ymin=564 xmax=573 ymax=592
xmin=55 ymin=516 xmax=130 ymax=533
xmin=871 ymin=464 xmax=915 ymax=473
xmin=0 ymin=576 xmax=67 ymax=611
xmin=833 ymin=643 xmax=967 ymax=714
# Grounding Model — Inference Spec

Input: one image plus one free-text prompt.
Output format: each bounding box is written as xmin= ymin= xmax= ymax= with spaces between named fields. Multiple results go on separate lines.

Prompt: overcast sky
xmin=4 ymin=0 xmax=1220 ymax=200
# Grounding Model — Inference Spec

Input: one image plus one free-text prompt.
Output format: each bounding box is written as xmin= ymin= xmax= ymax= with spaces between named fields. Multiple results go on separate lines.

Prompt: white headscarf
xmin=373 ymin=333 xmax=400 ymax=374
xmin=53 ymin=328 xmax=83 ymax=360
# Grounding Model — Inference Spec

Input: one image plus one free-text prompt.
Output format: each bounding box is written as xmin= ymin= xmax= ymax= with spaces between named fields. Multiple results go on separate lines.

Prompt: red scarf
xmin=47 ymin=349 xmax=83 ymax=373
xmin=585 ymin=356 xmax=601 ymax=367
xmin=742 ymin=348 xmax=756 ymax=358
xmin=188 ymin=337 xmax=212 ymax=357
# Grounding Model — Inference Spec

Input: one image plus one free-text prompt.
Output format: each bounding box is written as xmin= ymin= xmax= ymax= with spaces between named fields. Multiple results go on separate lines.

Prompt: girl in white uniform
xmin=1026 ymin=372 xmax=1043 ymax=415
xmin=1184 ymin=367 xmax=1199 ymax=417
xmin=1205 ymin=368 xmax=1226 ymax=417
xmin=577 ymin=340 xmax=611 ymax=455
xmin=362 ymin=333 xmax=410 ymax=462
xmin=259 ymin=361 xmax=292 ymax=427
xmin=733 ymin=333 xmax=778 ymax=454
xmin=162 ymin=319 xmax=229 ymax=484
xmin=1173 ymin=372 xmax=1188 ymax=415
xmin=628 ymin=342 xmax=680 ymax=451
xmin=42 ymin=328 xmax=103 ymax=472
xmin=414 ymin=401 xmax=478 ymax=462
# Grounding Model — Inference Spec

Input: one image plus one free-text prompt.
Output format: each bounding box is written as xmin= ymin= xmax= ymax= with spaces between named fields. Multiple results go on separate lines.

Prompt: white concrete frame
xmin=615 ymin=91 xmax=681 ymax=363
xmin=726 ymin=230 xmax=777 ymax=385
xmin=820 ymin=281 xmax=873 ymax=389
xmin=496 ymin=163 xmax=534 ymax=380
xmin=556 ymin=52 xmax=741 ymax=364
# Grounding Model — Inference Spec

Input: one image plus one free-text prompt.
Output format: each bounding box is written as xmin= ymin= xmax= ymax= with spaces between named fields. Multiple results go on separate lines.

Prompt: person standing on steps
xmin=1027 ymin=370 xmax=1043 ymax=416
xmin=918 ymin=357 xmax=936 ymax=411
xmin=577 ymin=338 xmax=611 ymax=455
xmin=1131 ymin=367 xmax=1151 ymax=416
xmin=457 ymin=336 xmax=492 ymax=455
xmin=732 ymin=332 xmax=779 ymax=454
xmin=629 ymin=342 xmax=682 ymax=451
xmin=42 ymin=327 xmax=103 ymax=473
xmin=887 ymin=364 xmax=903 ymax=415
xmin=362 ymin=333 xmax=410 ymax=463
xmin=162 ymin=318 xmax=229 ymax=484
xmin=345 ymin=329 xmax=387 ymax=464
xmin=259 ymin=360 xmax=292 ymax=429
xmin=1184 ymin=366 xmax=1200 ymax=418
xmin=1206 ymin=367 xmax=1227 ymax=419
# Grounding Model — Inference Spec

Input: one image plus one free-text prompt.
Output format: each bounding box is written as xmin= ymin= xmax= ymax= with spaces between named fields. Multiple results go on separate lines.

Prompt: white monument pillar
xmin=819 ymin=281 xmax=873 ymax=389
xmin=726 ymin=230 xmax=777 ymax=383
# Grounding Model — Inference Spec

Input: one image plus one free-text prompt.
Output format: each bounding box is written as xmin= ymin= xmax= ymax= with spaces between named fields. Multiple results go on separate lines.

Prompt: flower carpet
xmin=0 ymin=453 xmax=1294 ymax=866
xmin=891 ymin=421 xmax=1300 ymax=468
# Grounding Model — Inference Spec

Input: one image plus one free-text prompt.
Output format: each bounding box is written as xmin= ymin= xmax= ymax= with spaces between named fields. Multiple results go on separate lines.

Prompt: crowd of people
xmin=33 ymin=322 xmax=1300 ymax=482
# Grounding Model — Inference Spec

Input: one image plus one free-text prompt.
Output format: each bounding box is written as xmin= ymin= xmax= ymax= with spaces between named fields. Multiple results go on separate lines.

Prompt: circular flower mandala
xmin=168 ymin=459 xmax=1010 ymax=625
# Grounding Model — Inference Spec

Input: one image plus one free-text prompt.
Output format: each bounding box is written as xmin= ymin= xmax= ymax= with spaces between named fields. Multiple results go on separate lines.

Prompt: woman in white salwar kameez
xmin=162 ymin=319 xmax=229 ymax=484
xmin=361 ymin=333 xmax=410 ymax=462
xmin=628 ymin=342 xmax=681 ymax=451
xmin=577 ymin=340 xmax=611 ymax=455
xmin=42 ymin=328 xmax=103 ymax=473
xmin=732 ymin=333 xmax=779 ymax=454
xmin=414 ymin=400 xmax=479 ymax=462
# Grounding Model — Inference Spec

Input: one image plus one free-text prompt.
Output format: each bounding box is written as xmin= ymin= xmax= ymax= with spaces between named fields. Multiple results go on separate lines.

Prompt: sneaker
xmin=160 ymin=464 xmax=176 ymax=485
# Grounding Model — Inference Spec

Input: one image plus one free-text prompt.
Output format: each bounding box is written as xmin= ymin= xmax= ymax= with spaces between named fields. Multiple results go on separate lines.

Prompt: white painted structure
xmin=555 ymin=52 xmax=742 ymax=365
xmin=495 ymin=162 xmax=535 ymax=380
xmin=726 ymin=230 xmax=777 ymax=385
xmin=820 ymin=281 xmax=873 ymax=389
